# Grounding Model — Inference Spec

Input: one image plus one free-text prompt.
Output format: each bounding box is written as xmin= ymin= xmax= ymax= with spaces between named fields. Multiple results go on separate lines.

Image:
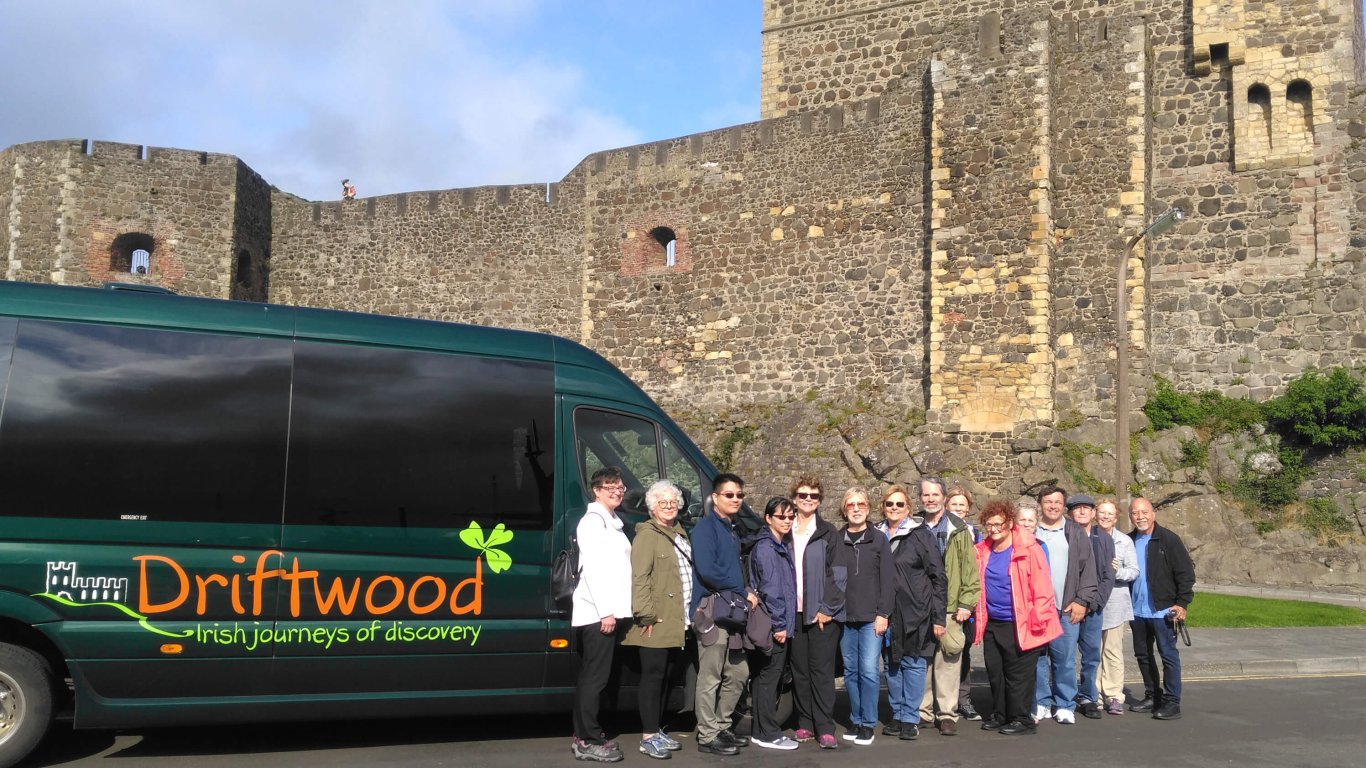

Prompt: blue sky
xmin=0 ymin=1 xmax=761 ymax=201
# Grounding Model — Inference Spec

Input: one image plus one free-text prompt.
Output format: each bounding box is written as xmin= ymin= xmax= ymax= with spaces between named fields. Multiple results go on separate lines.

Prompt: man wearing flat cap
xmin=1067 ymin=494 xmax=1114 ymax=720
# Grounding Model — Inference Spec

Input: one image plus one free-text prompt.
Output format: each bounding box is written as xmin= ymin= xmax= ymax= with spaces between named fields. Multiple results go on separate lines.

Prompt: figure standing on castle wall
xmin=341 ymin=179 xmax=357 ymax=201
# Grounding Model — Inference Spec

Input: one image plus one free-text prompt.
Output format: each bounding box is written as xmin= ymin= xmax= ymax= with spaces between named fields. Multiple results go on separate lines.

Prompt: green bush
xmin=1143 ymin=375 xmax=1261 ymax=436
xmin=1233 ymin=446 xmax=1308 ymax=509
xmin=1262 ymin=367 xmax=1366 ymax=450
xmin=1303 ymin=497 xmax=1353 ymax=540
xmin=1178 ymin=438 xmax=1209 ymax=468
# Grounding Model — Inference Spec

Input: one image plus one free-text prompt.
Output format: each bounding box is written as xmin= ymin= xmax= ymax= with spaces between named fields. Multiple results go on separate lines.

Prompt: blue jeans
xmin=1076 ymin=611 xmax=1103 ymax=703
xmin=1131 ymin=616 xmax=1182 ymax=703
xmin=841 ymin=622 xmax=882 ymax=728
xmin=1035 ymin=609 xmax=1080 ymax=712
xmin=885 ymin=654 xmax=928 ymax=723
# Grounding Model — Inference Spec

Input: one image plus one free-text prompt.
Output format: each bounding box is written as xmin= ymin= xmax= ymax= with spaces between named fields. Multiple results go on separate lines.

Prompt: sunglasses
xmin=795 ymin=492 xmax=821 ymax=500
xmin=770 ymin=513 xmax=796 ymax=520
xmin=718 ymin=491 xmax=746 ymax=500
xmin=883 ymin=500 xmax=908 ymax=508
xmin=845 ymin=501 xmax=869 ymax=509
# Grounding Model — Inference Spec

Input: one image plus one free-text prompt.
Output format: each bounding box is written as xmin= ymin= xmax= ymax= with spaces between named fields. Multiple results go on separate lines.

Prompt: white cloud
xmin=0 ymin=0 xmax=639 ymax=200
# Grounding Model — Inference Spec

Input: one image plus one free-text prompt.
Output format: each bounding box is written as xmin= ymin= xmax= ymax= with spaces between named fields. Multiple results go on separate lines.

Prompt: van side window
xmin=286 ymin=342 xmax=555 ymax=530
xmin=0 ymin=320 xmax=291 ymax=523
xmin=0 ymin=318 xmax=14 ymax=403
xmin=661 ymin=434 xmax=705 ymax=523
xmin=574 ymin=409 xmax=662 ymax=517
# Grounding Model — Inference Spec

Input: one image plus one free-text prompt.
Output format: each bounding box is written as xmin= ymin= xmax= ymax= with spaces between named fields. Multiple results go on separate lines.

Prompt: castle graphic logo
xmin=45 ymin=560 xmax=129 ymax=604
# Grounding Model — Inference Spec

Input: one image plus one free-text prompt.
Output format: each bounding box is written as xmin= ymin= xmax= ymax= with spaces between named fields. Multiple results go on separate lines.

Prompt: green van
xmin=0 ymin=280 xmax=732 ymax=767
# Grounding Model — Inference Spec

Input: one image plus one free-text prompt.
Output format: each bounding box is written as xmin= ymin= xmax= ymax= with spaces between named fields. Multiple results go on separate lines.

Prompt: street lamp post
xmin=1114 ymin=206 xmax=1185 ymax=505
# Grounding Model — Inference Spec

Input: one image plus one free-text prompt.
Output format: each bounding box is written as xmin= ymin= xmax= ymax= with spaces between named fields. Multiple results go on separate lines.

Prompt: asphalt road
xmin=27 ymin=675 xmax=1365 ymax=768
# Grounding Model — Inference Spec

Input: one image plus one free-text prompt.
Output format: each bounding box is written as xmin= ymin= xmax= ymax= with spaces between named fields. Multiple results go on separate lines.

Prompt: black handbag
xmin=653 ymin=526 xmax=750 ymax=632
xmin=550 ymin=538 xmax=579 ymax=605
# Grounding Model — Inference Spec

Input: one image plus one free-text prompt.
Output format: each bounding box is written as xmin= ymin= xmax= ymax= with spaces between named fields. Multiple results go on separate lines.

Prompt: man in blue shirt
xmin=1127 ymin=497 xmax=1195 ymax=721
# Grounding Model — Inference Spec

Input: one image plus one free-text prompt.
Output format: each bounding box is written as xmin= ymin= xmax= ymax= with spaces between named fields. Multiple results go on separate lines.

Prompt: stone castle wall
xmin=3 ymin=0 xmax=1365 ymax=483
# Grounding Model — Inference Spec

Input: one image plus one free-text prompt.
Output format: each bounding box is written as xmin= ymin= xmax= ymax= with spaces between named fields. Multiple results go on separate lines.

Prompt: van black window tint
xmin=0 ymin=318 xmax=16 ymax=407
xmin=573 ymin=408 xmax=662 ymax=517
xmin=286 ymin=343 xmax=555 ymax=530
xmin=0 ymin=320 xmax=291 ymax=523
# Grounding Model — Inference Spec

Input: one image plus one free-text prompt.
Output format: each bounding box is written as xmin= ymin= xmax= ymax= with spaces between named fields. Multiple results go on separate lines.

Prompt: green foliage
xmin=1262 ymin=367 xmax=1366 ymax=450
xmin=1302 ymin=497 xmax=1353 ymax=541
xmin=1143 ymin=375 xmax=1261 ymax=436
xmin=1186 ymin=593 xmax=1366 ymax=628
xmin=1058 ymin=440 xmax=1114 ymax=495
xmin=1055 ymin=409 xmax=1083 ymax=431
xmin=1178 ymin=438 xmax=1209 ymax=469
xmin=1232 ymin=446 xmax=1308 ymax=509
xmin=711 ymin=425 xmax=756 ymax=472
xmin=1253 ymin=519 xmax=1279 ymax=535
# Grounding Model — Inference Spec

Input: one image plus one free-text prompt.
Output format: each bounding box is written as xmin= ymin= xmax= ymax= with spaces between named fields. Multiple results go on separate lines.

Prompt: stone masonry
xmin=4 ymin=0 xmax=1366 ymax=483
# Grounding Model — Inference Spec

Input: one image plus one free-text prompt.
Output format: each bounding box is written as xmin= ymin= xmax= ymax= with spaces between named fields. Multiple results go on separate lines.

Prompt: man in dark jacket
xmin=1127 ymin=497 xmax=1195 ymax=721
xmin=691 ymin=473 xmax=757 ymax=755
xmin=1066 ymin=494 xmax=1115 ymax=720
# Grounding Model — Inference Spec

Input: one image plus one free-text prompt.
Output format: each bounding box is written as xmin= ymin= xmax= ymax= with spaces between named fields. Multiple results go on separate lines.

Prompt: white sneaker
xmin=751 ymin=736 xmax=800 ymax=751
xmin=1034 ymin=705 xmax=1051 ymax=723
xmin=1054 ymin=709 xmax=1076 ymax=725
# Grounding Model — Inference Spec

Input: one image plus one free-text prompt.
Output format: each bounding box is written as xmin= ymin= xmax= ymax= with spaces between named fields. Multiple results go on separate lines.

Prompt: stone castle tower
xmin=4 ymin=0 xmax=1364 ymax=481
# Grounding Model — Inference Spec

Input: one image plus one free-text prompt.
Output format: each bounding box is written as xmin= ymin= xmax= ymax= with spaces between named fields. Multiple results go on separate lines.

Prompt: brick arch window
xmin=649 ymin=226 xmax=677 ymax=267
xmin=1286 ymin=79 xmax=1314 ymax=147
xmin=110 ymin=232 xmax=155 ymax=275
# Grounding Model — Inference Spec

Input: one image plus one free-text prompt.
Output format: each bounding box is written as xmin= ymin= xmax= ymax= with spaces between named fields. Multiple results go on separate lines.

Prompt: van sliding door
xmin=274 ymin=341 xmax=554 ymax=706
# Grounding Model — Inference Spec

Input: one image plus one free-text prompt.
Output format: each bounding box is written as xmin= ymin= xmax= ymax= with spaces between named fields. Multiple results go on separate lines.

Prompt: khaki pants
xmin=694 ymin=627 xmax=749 ymax=742
xmin=919 ymin=620 xmax=963 ymax=723
xmin=1098 ymin=624 xmax=1127 ymax=701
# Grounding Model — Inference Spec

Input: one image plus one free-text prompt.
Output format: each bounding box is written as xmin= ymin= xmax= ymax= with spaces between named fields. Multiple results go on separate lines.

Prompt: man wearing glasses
xmin=1127 ymin=497 xmax=1195 ymax=721
xmin=691 ymin=473 xmax=758 ymax=755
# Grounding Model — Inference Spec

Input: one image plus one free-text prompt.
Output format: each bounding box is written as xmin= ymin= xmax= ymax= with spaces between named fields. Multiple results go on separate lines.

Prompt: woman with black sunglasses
xmin=877 ymin=483 xmax=946 ymax=740
xmin=745 ymin=497 xmax=800 ymax=750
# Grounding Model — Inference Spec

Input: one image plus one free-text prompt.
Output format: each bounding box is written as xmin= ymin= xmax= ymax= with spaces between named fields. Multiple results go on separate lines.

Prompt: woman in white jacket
xmin=571 ymin=467 xmax=634 ymax=762
xmin=1095 ymin=498 xmax=1140 ymax=715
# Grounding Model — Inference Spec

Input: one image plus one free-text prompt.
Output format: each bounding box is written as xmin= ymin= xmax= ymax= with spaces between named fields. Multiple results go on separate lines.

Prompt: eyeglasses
xmin=845 ymin=501 xmax=869 ymax=509
xmin=771 ymin=513 xmax=796 ymax=520
xmin=597 ymin=484 xmax=626 ymax=494
xmin=883 ymin=500 xmax=907 ymax=508
xmin=795 ymin=492 xmax=821 ymax=501
xmin=655 ymin=501 xmax=680 ymax=509
xmin=718 ymin=491 xmax=746 ymax=500
xmin=983 ymin=521 xmax=1008 ymax=531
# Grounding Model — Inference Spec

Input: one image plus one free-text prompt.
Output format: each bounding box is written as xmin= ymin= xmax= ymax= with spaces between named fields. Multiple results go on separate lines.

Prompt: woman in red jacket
xmin=972 ymin=498 xmax=1062 ymax=735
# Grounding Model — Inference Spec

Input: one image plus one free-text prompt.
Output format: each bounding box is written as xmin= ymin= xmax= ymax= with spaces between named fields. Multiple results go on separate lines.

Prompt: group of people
xmin=569 ymin=468 xmax=1196 ymax=762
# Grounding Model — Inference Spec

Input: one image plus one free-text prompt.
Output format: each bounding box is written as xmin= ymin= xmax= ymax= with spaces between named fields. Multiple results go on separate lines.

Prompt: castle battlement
xmin=44 ymin=561 xmax=129 ymax=604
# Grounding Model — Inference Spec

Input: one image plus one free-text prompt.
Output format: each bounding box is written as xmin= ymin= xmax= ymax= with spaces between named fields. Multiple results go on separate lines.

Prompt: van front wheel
xmin=0 ymin=643 xmax=54 ymax=768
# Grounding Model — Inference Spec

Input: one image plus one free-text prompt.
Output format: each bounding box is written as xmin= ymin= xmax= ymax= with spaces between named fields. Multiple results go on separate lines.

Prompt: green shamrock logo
xmin=459 ymin=521 xmax=515 ymax=574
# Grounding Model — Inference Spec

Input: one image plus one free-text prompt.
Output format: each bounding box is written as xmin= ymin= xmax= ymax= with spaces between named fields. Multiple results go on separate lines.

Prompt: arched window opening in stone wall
xmin=110 ymin=233 xmax=155 ymax=274
xmin=1247 ymin=83 xmax=1272 ymax=154
xmin=1286 ymin=79 xmax=1314 ymax=151
xmin=649 ymin=226 xmax=678 ymax=268
xmin=235 ymin=249 xmax=253 ymax=286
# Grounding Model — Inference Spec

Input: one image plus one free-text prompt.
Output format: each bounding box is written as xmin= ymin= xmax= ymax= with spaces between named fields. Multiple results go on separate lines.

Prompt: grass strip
xmin=1185 ymin=592 xmax=1366 ymax=628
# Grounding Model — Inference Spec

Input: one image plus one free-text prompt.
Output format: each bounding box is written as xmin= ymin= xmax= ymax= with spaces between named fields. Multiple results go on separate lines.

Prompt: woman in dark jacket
xmin=787 ymin=475 xmax=842 ymax=749
xmin=832 ymin=486 xmax=894 ymax=746
xmin=882 ymin=483 xmax=947 ymax=740
xmin=745 ymin=497 xmax=800 ymax=750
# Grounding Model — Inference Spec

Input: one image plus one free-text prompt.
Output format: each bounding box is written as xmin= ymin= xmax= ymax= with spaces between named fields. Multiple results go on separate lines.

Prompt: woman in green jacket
xmin=623 ymin=480 xmax=693 ymax=759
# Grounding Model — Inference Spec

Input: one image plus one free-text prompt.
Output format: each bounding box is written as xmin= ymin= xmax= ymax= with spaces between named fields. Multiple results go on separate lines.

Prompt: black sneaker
xmin=958 ymin=702 xmax=982 ymax=721
xmin=981 ymin=714 xmax=1006 ymax=731
xmin=717 ymin=729 xmax=748 ymax=749
xmin=1152 ymin=701 xmax=1182 ymax=720
xmin=997 ymin=718 xmax=1037 ymax=736
xmin=1078 ymin=701 xmax=1103 ymax=720
xmin=697 ymin=740 xmax=739 ymax=756
xmin=1129 ymin=696 xmax=1159 ymax=713
xmin=881 ymin=721 xmax=901 ymax=736
xmin=853 ymin=725 xmax=874 ymax=746
xmin=898 ymin=720 xmax=919 ymax=740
